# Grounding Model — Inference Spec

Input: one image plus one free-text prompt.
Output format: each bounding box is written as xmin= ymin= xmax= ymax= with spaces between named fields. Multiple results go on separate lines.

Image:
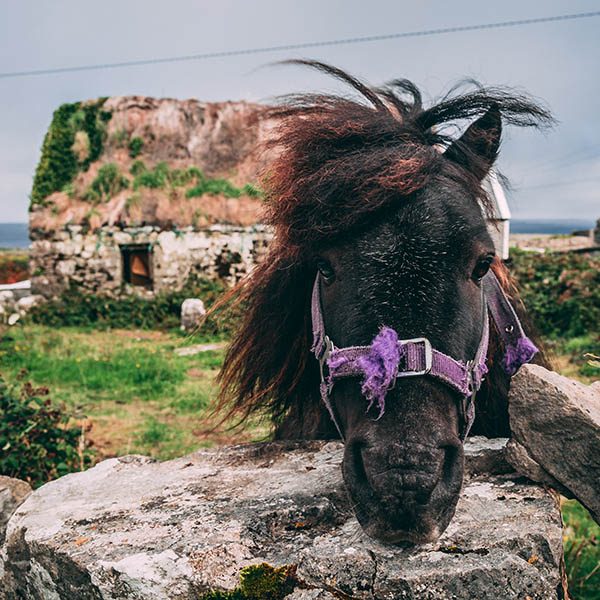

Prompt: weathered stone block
xmin=55 ymin=260 xmax=76 ymax=277
xmin=0 ymin=440 xmax=563 ymax=599
xmin=507 ymin=364 xmax=600 ymax=524
xmin=180 ymin=298 xmax=206 ymax=333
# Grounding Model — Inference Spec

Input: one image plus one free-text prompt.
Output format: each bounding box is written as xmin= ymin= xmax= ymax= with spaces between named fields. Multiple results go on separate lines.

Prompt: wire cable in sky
xmin=1 ymin=11 xmax=599 ymax=80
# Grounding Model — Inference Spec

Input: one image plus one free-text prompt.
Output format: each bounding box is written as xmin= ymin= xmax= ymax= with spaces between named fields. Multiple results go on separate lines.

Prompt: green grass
xmin=2 ymin=293 xmax=599 ymax=597
xmin=562 ymin=499 xmax=600 ymax=600
xmin=1 ymin=325 xmax=268 ymax=462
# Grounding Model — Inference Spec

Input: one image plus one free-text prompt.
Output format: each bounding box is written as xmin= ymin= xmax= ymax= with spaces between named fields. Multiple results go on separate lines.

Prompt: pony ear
xmin=444 ymin=105 xmax=501 ymax=181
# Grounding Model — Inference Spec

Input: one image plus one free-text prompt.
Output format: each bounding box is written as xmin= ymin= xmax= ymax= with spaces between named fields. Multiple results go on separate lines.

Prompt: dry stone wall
xmin=29 ymin=224 xmax=272 ymax=299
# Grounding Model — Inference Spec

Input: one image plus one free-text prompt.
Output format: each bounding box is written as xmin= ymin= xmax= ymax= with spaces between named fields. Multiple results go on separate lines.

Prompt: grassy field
xmin=1 ymin=313 xmax=599 ymax=598
xmin=1 ymin=325 xmax=268 ymax=461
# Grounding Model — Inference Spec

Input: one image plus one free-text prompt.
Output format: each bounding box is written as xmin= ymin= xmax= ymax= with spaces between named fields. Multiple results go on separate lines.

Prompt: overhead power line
xmin=1 ymin=11 xmax=599 ymax=80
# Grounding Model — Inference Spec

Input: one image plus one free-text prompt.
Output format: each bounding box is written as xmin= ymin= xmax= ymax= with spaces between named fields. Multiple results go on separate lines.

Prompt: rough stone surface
xmin=508 ymin=364 xmax=600 ymax=524
xmin=0 ymin=478 xmax=31 ymax=546
xmin=29 ymin=224 xmax=272 ymax=298
xmin=180 ymin=298 xmax=206 ymax=333
xmin=15 ymin=295 xmax=43 ymax=314
xmin=0 ymin=439 xmax=563 ymax=599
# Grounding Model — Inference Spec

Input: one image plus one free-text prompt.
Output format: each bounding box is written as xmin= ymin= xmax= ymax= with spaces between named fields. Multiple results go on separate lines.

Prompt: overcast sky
xmin=1 ymin=0 xmax=598 ymax=223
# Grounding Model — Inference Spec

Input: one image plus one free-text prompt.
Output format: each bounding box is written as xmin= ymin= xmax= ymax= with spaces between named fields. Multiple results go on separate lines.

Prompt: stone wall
xmin=29 ymin=225 xmax=272 ymax=299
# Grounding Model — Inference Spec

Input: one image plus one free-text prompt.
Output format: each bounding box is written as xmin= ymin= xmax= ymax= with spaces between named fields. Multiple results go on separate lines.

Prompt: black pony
xmin=215 ymin=61 xmax=551 ymax=543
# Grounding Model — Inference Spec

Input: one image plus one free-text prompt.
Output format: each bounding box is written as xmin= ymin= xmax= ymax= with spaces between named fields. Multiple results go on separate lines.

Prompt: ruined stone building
xmin=28 ymin=97 xmax=272 ymax=299
xmin=28 ymin=95 xmax=512 ymax=300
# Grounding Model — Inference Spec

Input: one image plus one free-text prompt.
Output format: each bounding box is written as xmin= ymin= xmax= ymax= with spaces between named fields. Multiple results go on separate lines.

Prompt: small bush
xmin=129 ymin=160 xmax=147 ymax=176
xmin=83 ymin=163 xmax=130 ymax=203
xmin=132 ymin=161 xmax=169 ymax=189
xmin=509 ymin=250 xmax=600 ymax=338
xmin=0 ymin=373 xmax=93 ymax=488
xmin=26 ymin=277 xmax=243 ymax=339
xmin=128 ymin=136 xmax=144 ymax=158
xmin=132 ymin=163 xmax=202 ymax=190
xmin=186 ymin=178 xmax=241 ymax=199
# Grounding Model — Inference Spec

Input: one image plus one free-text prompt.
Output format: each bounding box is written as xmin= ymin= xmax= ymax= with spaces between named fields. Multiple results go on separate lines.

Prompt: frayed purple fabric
xmin=328 ymin=327 xmax=404 ymax=419
xmin=502 ymin=337 xmax=538 ymax=376
xmin=359 ymin=328 xmax=405 ymax=418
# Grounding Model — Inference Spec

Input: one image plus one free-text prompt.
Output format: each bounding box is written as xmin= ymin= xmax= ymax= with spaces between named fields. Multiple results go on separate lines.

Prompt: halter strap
xmin=311 ymin=270 xmax=536 ymax=441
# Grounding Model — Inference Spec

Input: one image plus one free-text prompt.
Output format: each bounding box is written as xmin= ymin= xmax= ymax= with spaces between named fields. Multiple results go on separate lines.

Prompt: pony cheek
xmin=329 ymin=379 xmax=368 ymax=438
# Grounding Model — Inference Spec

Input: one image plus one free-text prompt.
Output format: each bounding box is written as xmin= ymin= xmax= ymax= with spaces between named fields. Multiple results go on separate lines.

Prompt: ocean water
xmin=0 ymin=219 xmax=596 ymax=249
xmin=510 ymin=219 xmax=596 ymax=235
xmin=0 ymin=223 xmax=29 ymax=248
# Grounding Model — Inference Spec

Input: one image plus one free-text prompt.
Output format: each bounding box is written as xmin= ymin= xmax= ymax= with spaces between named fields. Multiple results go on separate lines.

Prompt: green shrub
xmin=132 ymin=163 xmax=202 ymax=190
xmin=128 ymin=136 xmax=144 ymax=158
xmin=509 ymin=250 xmax=600 ymax=338
xmin=129 ymin=160 xmax=147 ymax=176
xmin=0 ymin=374 xmax=93 ymax=488
xmin=26 ymin=277 xmax=243 ymax=339
xmin=132 ymin=161 xmax=170 ymax=189
xmin=83 ymin=163 xmax=130 ymax=203
xmin=30 ymin=102 xmax=80 ymax=207
xmin=186 ymin=178 xmax=241 ymax=199
xmin=30 ymin=99 xmax=111 ymax=208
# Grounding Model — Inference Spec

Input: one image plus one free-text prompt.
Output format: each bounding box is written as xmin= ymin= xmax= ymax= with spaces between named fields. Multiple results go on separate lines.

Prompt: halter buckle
xmin=319 ymin=335 xmax=335 ymax=383
xmin=396 ymin=337 xmax=433 ymax=377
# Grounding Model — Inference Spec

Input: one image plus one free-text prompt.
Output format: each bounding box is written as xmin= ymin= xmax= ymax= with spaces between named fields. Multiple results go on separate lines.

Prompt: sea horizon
xmin=0 ymin=218 xmax=597 ymax=249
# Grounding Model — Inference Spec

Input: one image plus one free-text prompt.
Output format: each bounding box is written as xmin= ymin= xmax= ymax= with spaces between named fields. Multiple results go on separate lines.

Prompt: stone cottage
xmin=28 ymin=96 xmax=273 ymax=299
xmin=28 ymin=95 xmax=513 ymax=299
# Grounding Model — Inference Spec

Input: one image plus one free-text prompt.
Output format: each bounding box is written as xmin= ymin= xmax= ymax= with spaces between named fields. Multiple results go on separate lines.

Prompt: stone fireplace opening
xmin=121 ymin=244 xmax=153 ymax=289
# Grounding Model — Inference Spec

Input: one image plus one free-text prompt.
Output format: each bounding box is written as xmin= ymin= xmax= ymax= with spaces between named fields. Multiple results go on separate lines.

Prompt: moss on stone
xmin=200 ymin=563 xmax=297 ymax=600
xmin=30 ymin=99 xmax=112 ymax=209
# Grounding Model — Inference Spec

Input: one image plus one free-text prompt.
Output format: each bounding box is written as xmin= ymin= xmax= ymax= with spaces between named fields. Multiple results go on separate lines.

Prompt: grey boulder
xmin=0 ymin=477 xmax=31 ymax=546
xmin=507 ymin=363 xmax=600 ymax=524
xmin=0 ymin=439 xmax=563 ymax=599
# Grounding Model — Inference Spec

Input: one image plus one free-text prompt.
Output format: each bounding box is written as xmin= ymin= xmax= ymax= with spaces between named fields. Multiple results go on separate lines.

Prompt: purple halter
xmin=311 ymin=271 xmax=537 ymax=441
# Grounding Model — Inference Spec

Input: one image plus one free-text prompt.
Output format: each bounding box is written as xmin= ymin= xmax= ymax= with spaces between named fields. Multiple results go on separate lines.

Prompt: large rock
xmin=0 ymin=439 xmax=563 ymax=599
xmin=507 ymin=364 xmax=600 ymax=524
xmin=0 ymin=478 xmax=31 ymax=546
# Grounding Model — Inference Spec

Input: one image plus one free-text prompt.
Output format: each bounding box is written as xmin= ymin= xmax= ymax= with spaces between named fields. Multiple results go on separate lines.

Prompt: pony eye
xmin=316 ymin=259 xmax=335 ymax=283
xmin=472 ymin=257 xmax=493 ymax=283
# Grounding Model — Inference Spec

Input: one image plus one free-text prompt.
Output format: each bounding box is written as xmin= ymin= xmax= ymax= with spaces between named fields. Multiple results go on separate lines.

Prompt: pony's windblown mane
xmin=214 ymin=61 xmax=552 ymax=436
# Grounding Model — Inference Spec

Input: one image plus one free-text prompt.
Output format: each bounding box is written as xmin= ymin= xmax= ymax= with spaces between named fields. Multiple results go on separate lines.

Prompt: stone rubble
xmin=507 ymin=364 xmax=600 ymax=524
xmin=0 ymin=439 xmax=563 ymax=600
